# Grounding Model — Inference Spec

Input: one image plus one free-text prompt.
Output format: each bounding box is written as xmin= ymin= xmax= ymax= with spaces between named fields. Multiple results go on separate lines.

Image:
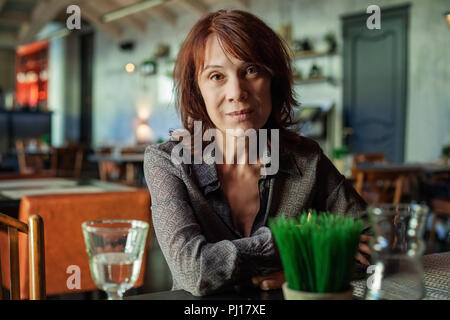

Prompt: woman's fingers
xmin=260 ymin=272 xmax=286 ymax=290
xmin=252 ymin=276 xmax=264 ymax=287
xmin=359 ymin=242 xmax=371 ymax=255
xmin=252 ymin=272 xmax=286 ymax=290
xmin=260 ymin=279 xmax=282 ymax=291
xmin=355 ymin=252 xmax=370 ymax=266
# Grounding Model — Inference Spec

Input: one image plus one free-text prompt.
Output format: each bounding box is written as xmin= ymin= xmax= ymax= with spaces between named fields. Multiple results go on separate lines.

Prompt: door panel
xmin=343 ymin=5 xmax=409 ymax=163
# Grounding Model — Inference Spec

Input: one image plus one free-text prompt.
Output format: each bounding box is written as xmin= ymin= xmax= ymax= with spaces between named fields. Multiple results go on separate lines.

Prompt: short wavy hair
xmin=173 ymin=9 xmax=301 ymax=150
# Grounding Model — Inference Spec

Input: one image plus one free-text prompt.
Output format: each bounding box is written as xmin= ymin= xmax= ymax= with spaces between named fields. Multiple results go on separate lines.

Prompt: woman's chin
xmin=222 ymin=120 xmax=267 ymax=135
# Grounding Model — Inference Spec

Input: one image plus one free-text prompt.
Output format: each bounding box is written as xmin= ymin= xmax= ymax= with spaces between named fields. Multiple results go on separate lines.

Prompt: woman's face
xmin=197 ymin=35 xmax=272 ymax=135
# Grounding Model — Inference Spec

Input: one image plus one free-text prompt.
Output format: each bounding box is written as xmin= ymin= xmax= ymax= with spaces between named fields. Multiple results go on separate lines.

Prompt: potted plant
xmin=269 ymin=211 xmax=363 ymax=300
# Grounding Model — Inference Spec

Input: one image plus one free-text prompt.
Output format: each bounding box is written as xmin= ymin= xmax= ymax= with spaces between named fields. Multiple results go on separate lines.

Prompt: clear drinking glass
xmin=82 ymin=219 xmax=149 ymax=300
xmin=365 ymin=203 xmax=429 ymax=300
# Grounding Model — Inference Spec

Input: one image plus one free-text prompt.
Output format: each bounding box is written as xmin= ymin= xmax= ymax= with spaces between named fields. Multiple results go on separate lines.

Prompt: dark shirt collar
xmin=278 ymin=149 xmax=302 ymax=176
xmin=192 ymin=147 xmax=301 ymax=191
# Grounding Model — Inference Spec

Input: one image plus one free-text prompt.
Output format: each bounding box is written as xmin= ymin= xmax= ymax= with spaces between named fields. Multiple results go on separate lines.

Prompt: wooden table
xmin=355 ymin=162 xmax=450 ymax=175
xmin=0 ymin=177 xmax=135 ymax=217
xmin=126 ymin=252 xmax=450 ymax=300
xmin=88 ymin=153 xmax=145 ymax=186
xmin=352 ymin=163 xmax=450 ymax=203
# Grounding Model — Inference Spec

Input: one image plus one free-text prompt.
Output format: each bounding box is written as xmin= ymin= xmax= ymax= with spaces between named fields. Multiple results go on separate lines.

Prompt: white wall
xmin=48 ymin=37 xmax=66 ymax=147
xmin=92 ymin=0 xmax=450 ymax=162
xmin=48 ymin=33 xmax=82 ymax=146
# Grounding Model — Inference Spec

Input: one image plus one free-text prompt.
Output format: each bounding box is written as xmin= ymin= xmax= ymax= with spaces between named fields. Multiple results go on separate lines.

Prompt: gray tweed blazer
xmin=143 ymin=137 xmax=369 ymax=296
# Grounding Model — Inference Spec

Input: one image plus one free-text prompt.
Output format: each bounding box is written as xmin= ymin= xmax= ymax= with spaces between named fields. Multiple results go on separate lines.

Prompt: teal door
xmin=342 ymin=5 xmax=409 ymax=163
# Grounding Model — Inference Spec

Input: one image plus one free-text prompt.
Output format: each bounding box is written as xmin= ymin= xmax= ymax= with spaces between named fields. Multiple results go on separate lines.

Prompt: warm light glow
xmin=39 ymin=69 xmax=48 ymax=81
xmin=136 ymin=123 xmax=154 ymax=143
xmin=136 ymin=96 xmax=153 ymax=121
xmin=17 ymin=72 xmax=26 ymax=83
xmin=125 ymin=63 xmax=136 ymax=73
xmin=446 ymin=13 xmax=450 ymax=27
xmin=26 ymin=71 xmax=38 ymax=83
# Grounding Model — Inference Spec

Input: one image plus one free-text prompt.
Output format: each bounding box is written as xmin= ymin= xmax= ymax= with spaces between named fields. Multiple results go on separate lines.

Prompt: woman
xmin=144 ymin=9 xmax=371 ymax=296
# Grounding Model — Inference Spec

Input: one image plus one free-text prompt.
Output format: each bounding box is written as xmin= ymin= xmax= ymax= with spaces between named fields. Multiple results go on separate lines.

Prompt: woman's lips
xmin=226 ymin=109 xmax=253 ymax=121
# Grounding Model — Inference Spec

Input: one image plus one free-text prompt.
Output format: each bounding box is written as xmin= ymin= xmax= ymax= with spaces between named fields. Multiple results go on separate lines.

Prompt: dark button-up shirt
xmin=144 ymin=137 xmax=369 ymax=296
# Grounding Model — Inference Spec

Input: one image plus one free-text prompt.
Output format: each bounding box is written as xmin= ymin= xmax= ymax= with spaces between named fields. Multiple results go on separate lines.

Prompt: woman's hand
xmin=251 ymin=236 xmax=371 ymax=290
xmin=356 ymin=234 xmax=372 ymax=266
xmin=251 ymin=271 xmax=286 ymax=291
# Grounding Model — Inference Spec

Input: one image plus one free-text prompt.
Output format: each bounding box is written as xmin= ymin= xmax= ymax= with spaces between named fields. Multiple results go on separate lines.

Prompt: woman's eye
xmin=210 ymin=73 xmax=223 ymax=81
xmin=246 ymin=65 xmax=259 ymax=75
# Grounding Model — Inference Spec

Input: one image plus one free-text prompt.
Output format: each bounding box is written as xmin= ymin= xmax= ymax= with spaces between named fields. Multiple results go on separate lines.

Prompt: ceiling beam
xmin=102 ymin=0 xmax=166 ymax=23
xmin=97 ymin=0 xmax=147 ymax=34
xmin=0 ymin=12 xmax=32 ymax=25
xmin=233 ymin=0 xmax=250 ymax=9
xmin=106 ymin=0 xmax=176 ymax=26
xmin=176 ymin=0 xmax=209 ymax=16
xmin=112 ymin=0 xmax=149 ymax=30
xmin=18 ymin=0 xmax=78 ymax=45
xmin=112 ymin=0 xmax=151 ymax=25
xmin=145 ymin=5 xmax=176 ymax=26
xmin=81 ymin=2 xmax=124 ymax=41
xmin=0 ymin=0 xmax=6 ymax=13
xmin=0 ymin=31 xmax=16 ymax=48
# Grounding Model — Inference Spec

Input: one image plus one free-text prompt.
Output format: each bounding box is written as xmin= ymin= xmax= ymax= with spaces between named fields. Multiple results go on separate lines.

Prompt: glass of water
xmin=82 ymin=219 xmax=149 ymax=300
xmin=365 ymin=203 xmax=429 ymax=300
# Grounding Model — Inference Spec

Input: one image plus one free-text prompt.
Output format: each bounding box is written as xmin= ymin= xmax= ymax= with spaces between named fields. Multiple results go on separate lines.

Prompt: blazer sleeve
xmin=313 ymin=146 xmax=372 ymax=235
xmin=144 ymin=145 xmax=281 ymax=296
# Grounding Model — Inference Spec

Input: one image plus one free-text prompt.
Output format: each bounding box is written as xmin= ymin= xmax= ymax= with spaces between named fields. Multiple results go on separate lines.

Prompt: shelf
xmin=294 ymin=77 xmax=335 ymax=85
xmin=294 ymin=50 xmax=337 ymax=60
xmin=0 ymin=110 xmax=52 ymax=115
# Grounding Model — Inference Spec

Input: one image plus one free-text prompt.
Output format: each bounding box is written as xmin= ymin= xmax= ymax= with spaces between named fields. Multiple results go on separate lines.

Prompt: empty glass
xmin=82 ymin=219 xmax=149 ymax=300
xmin=365 ymin=203 xmax=429 ymax=300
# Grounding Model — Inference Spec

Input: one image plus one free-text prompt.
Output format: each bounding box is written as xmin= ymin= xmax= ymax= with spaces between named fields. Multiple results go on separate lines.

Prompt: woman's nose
xmin=226 ymin=76 xmax=248 ymax=103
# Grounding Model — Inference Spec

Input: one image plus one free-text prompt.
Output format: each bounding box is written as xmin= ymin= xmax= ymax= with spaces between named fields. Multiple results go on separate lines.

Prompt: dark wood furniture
xmin=0 ymin=110 xmax=52 ymax=154
xmin=428 ymin=199 xmax=450 ymax=253
xmin=14 ymin=190 xmax=151 ymax=297
xmin=0 ymin=212 xmax=45 ymax=300
xmin=50 ymin=145 xmax=84 ymax=178
xmin=126 ymin=252 xmax=450 ymax=300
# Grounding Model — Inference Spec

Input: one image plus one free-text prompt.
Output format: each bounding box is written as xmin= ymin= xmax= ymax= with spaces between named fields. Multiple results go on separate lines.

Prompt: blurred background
xmin=0 ymin=0 xmax=448 ymax=298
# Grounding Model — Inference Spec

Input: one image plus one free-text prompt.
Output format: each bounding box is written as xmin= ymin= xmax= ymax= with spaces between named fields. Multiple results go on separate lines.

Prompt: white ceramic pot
xmin=282 ymin=282 xmax=354 ymax=300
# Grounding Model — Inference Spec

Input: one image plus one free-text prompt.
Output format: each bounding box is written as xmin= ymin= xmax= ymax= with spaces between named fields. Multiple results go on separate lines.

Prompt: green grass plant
xmin=269 ymin=211 xmax=363 ymax=293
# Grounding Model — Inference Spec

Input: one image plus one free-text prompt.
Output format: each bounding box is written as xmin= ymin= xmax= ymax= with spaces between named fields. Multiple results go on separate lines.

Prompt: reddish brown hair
xmin=173 ymin=9 xmax=301 ymax=150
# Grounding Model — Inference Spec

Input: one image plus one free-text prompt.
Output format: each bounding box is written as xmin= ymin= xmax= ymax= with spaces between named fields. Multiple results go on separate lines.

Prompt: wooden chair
xmin=15 ymin=139 xmax=50 ymax=175
xmin=50 ymin=145 xmax=84 ymax=178
xmin=97 ymin=147 xmax=138 ymax=184
xmin=354 ymin=169 xmax=406 ymax=205
xmin=351 ymin=152 xmax=407 ymax=204
xmin=10 ymin=190 xmax=152 ymax=298
xmin=427 ymin=198 xmax=450 ymax=253
xmin=350 ymin=152 xmax=387 ymax=180
xmin=97 ymin=147 xmax=118 ymax=181
xmin=121 ymin=147 xmax=140 ymax=185
xmin=0 ymin=213 xmax=45 ymax=300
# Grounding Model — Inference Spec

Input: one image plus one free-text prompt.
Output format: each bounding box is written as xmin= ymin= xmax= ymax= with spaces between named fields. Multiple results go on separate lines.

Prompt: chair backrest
xmin=427 ymin=198 xmax=450 ymax=253
xmin=12 ymin=190 xmax=152 ymax=298
xmin=15 ymin=139 xmax=46 ymax=174
xmin=0 ymin=213 xmax=45 ymax=300
xmin=354 ymin=170 xmax=405 ymax=204
xmin=353 ymin=153 xmax=387 ymax=164
xmin=350 ymin=153 xmax=387 ymax=180
xmin=50 ymin=145 xmax=84 ymax=178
